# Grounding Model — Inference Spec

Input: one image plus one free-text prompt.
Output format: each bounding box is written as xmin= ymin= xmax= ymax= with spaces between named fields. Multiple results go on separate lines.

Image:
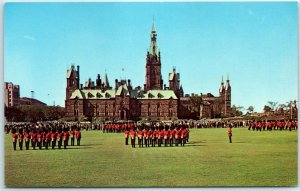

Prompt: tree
xmin=189 ymin=95 xmax=202 ymax=113
xmin=231 ymin=105 xmax=243 ymax=116
xmin=263 ymin=105 xmax=271 ymax=113
xmin=267 ymin=101 xmax=278 ymax=111
xmin=247 ymin=106 xmax=254 ymax=114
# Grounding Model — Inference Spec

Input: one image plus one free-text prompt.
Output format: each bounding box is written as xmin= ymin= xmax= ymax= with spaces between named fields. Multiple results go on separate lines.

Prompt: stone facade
xmin=65 ymin=22 xmax=231 ymax=121
xmin=4 ymin=82 xmax=20 ymax=107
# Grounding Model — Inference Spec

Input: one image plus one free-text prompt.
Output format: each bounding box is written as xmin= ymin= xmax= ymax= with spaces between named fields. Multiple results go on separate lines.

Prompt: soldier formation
xmin=6 ymin=123 xmax=82 ymax=151
xmin=124 ymin=122 xmax=190 ymax=148
xmin=246 ymin=120 xmax=298 ymax=131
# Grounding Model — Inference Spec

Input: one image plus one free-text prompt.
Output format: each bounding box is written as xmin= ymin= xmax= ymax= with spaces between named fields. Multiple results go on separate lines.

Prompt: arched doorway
xmin=120 ymin=110 xmax=125 ymax=120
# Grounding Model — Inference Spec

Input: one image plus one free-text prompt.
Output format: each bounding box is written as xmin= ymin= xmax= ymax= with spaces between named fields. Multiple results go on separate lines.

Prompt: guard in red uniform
xmin=175 ymin=127 xmax=181 ymax=146
xmin=137 ymin=127 xmax=144 ymax=148
xmin=124 ymin=128 xmax=129 ymax=145
xmin=45 ymin=129 xmax=51 ymax=149
xmin=18 ymin=128 xmax=24 ymax=150
xmin=24 ymin=128 xmax=30 ymax=150
xmin=63 ymin=128 xmax=69 ymax=149
xmin=144 ymin=127 xmax=149 ymax=147
xmin=157 ymin=128 xmax=163 ymax=147
xmin=169 ymin=126 xmax=175 ymax=147
xmin=164 ymin=127 xmax=170 ymax=147
xmin=70 ymin=127 xmax=75 ymax=146
xmin=130 ymin=128 xmax=136 ymax=148
xmin=37 ymin=129 xmax=43 ymax=150
xmin=11 ymin=128 xmax=18 ymax=151
xmin=76 ymin=128 xmax=81 ymax=146
xmin=51 ymin=128 xmax=57 ymax=149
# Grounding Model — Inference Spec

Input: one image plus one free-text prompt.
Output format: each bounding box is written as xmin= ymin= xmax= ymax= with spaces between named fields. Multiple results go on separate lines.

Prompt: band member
xmin=18 ymin=128 xmax=24 ymax=150
xmin=57 ymin=128 xmax=63 ymax=149
xmin=11 ymin=128 xmax=17 ymax=151
xmin=76 ymin=128 xmax=81 ymax=146
xmin=130 ymin=128 xmax=136 ymax=148
xmin=124 ymin=128 xmax=129 ymax=145
xmin=24 ymin=128 xmax=30 ymax=150
xmin=63 ymin=128 xmax=69 ymax=149
xmin=181 ymin=127 xmax=187 ymax=146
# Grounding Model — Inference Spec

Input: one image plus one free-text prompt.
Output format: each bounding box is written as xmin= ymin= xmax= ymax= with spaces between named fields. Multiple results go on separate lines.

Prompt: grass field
xmin=4 ymin=128 xmax=298 ymax=187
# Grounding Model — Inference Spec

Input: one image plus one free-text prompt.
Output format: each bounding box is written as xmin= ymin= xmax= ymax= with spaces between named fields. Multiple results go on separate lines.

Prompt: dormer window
xmin=96 ymin=92 xmax=102 ymax=98
xmin=157 ymin=93 xmax=163 ymax=99
xmin=87 ymin=92 xmax=93 ymax=98
xmin=105 ymin=92 xmax=110 ymax=98
xmin=148 ymin=92 xmax=153 ymax=98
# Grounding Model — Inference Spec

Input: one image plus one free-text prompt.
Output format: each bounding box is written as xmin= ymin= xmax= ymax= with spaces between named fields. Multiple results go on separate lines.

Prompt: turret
xmin=219 ymin=75 xmax=225 ymax=97
xmin=225 ymin=74 xmax=231 ymax=116
xmin=66 ymin=64 xmax=80 ymax=100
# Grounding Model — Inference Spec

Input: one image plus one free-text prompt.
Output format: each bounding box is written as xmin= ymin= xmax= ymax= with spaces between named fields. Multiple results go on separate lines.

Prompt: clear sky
xmin=4 ymin=2 xmax=298 ymax=112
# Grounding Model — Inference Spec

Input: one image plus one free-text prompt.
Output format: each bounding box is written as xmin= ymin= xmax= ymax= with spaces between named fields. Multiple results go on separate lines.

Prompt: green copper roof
xmin=70 ymin=89 xmax=115 ymax=100
xmin=116 ymin=84 xmax=130 ymax=96
xmin=137 ymin=90 xmax=178 ymax=100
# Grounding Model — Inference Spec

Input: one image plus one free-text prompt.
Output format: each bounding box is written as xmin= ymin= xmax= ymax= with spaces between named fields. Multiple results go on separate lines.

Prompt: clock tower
xmin=144 ymin=21 xmax=163 ymax=90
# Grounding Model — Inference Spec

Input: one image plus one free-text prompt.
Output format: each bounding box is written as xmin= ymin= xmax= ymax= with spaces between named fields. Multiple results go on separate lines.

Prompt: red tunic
xmin=12 ymin=133 xmax=17 ymax=142
xmin=164 ymin=130 xmax=169 ymax=140
xmin=124 ymin=130 xmax=129 ymax=138
xmin=57 ymin=132 xmax=62 ymax=141
xmin=130 ymin=130 xmax=136 ymax=139
xmin=63 ymin=132 xmax=68 ymax=141
xmin=76 ymin=131 xmax=81 ymax=139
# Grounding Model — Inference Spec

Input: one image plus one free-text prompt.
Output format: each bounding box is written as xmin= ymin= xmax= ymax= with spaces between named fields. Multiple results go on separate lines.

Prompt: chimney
xmin=164 ymin=84 xmax=166 ymax=90
xmin=80 ymin=84 xmax=83 ymax=90
xmin=144 ymin=84 xmax=146 ymax=90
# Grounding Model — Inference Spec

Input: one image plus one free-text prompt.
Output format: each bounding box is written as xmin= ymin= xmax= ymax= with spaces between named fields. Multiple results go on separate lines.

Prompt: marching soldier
xmin=175 ymin=127 xmax=181 ymax=146
xmin=144 ymin=127 xmax=149 ymax=147
xmin=169 ymin=126 xmax=175 ymax=147
xmin=11 ymin=128 xmax=17 ymax=151
xmin=45 ymin=128 xmax=51 ymax=149
xmin=164 ymin=126 xmax=169 ymax=147
xmin=57 ymin=128 xmax=63 ymax=149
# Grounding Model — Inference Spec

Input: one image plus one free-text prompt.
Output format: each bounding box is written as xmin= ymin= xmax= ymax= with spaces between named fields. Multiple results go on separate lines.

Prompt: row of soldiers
xmin=247 ymin=120 xmax=298 ymax=131
xmin=124 ymin=124 xmax=190 ymax=148
xmin=10 ymin=123 xmax=82 ymax=151
xmin=102 ymin=122 xmax=136 ymax=133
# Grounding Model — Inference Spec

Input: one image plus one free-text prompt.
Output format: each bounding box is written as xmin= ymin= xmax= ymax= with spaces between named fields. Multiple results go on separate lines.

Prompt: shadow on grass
xmin=185 ymin=144 xmax=208 ymax=147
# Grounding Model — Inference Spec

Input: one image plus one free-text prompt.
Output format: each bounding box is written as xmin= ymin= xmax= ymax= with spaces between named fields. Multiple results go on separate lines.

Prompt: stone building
xmin=65 ymin=22 xmax=231 ymax=121
xmin=4 ymin=82 xmax=20 ymax=107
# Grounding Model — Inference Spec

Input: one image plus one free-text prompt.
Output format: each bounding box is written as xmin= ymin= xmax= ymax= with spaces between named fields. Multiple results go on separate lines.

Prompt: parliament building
xmin=65 ymin=23 xmax=231 ymax=121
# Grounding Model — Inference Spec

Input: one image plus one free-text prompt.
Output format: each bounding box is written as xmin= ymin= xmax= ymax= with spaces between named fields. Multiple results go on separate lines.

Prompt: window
xmin=105 ymin=105 xmax=108 ymax=116
xmin=148 ymin=103 xmax=151 ymax=116
xmin=157 ymin=103 xmax=160 ymax=117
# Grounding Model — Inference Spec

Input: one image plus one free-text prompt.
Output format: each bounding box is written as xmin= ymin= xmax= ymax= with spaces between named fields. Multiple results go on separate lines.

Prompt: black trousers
xmin=164 ymin=138 xmax=169 ymax=147
xmin=52 ymin=140 xmax=55 ymax=149
xmin=38 ymin=141 xmax=42 ymax=149
xmin=144 ymin=137 xmax=149 ymax=147
xmin=25 ymin=140 xmax=30 ymax=150
xmin=138 ymin=138 xmax=143 ymax=147
xmin=32 ymin=141 xmax=36 ymax=149
xmin=229 ymin=136 xmax=232 ymax=143
xmin=182 ymin=138 xmax=186 ymax=146
xmin=131 ymin=138 xmax=135 ymax=148
xmin=58 ymin=140 xmax=62 ymax=149
xmin=158 ymin=138 xmax=162 ymax=147
xmin=77 ymin=138 xmax=81 ymax=146
xmin=71 ymin=138 xmax=75 ymax=146
xmin=13 ymin=141 xmax=17 ymax=150
xmin=45 ymin=141 xmax=49 ymax=149
xmin=64 ymin=140 xmax=67 ymax=149
xmin=152 ymin=138 xmax=156 ymax=147
xmin=169 ymin=138 xmax=173 ymax=146
xmin=125 ymin=137 xmax=128 ymax=145
xmin=175 ymin=138 xmax=179 ymax=146
xmin=19 ymin=140 xmax=23 ymax=150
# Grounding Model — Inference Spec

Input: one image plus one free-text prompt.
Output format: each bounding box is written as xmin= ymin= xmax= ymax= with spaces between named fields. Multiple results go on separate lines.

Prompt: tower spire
xmin=221 ymin=75 xmax=224 ymax=84
xmin=227 ymin=73 xmax=229 ymax=81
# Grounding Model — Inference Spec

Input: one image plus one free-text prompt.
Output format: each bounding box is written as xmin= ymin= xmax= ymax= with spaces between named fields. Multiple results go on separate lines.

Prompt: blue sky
xmin=4 ymin=2 xmax=298 ymax=112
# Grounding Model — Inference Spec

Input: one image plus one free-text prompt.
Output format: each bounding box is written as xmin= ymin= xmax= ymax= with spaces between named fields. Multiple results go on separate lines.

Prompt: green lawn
xmin=5 ymin=128 xmax=298 ymax=187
